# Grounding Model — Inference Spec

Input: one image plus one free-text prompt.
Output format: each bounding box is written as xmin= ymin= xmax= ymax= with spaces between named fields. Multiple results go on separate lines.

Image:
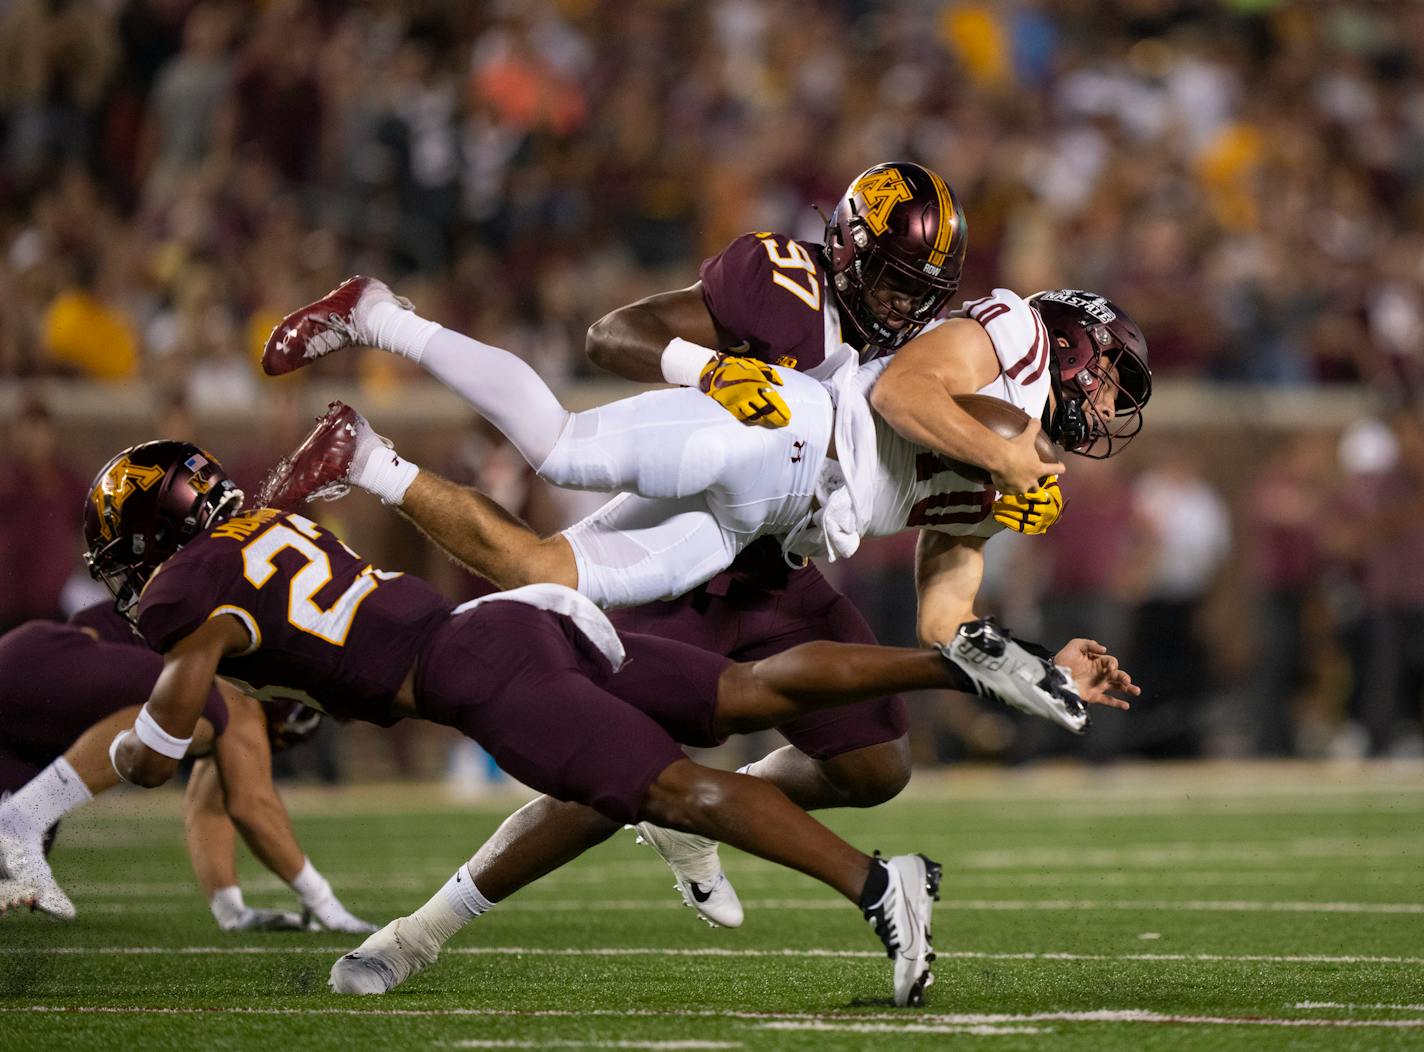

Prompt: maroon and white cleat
xmin=258 ymin=401 xmax=385 ymax=510
xmin=261 ymin=276 xmax=412 ymax=376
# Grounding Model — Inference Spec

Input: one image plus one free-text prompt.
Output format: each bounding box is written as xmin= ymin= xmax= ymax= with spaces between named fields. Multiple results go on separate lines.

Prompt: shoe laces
xmin=321 ymin=310 xmax=361 ymax=342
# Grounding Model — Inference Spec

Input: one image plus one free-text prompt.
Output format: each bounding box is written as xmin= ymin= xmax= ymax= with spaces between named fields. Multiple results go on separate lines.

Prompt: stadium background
xmin=3 ymin=0 xmax=1423 ymax=785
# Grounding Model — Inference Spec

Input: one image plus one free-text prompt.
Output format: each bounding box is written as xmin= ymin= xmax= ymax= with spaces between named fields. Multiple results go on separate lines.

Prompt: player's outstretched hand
xmin=1053 ymin=639 xmax=1138 ymax=709
xmin=303 ymin=896 xmax=379 ymax=934
xmin=991 ymin=420 xmax=1066 ymax=497
xmin=698 ymin=355 xmax=791 ymax=428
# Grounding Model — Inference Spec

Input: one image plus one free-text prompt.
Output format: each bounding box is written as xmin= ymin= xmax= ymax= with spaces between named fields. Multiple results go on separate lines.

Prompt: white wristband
xmin=134 ymin=703 xmax=193 ymax=760
xmin=109 ymin=730 xmax=135 ymax=783
xmin=289 ymin=858 xmax=332 ymax=906
xmin=660 ymin=338 xmax=717 ymax=387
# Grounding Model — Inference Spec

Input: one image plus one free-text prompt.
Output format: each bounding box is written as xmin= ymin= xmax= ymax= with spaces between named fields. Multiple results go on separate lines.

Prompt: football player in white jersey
xmin=257 ymin=281 xmax=1147 ymax=621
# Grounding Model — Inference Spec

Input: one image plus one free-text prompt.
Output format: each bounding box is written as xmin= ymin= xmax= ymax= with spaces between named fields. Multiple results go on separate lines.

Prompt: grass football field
xmin=1 ymin=763 xmax=1422 ymax=1050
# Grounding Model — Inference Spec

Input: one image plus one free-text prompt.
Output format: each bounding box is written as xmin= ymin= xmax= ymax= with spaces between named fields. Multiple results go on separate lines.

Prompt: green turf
xmin=2 ymin=766 xmax=1423 ymax=1050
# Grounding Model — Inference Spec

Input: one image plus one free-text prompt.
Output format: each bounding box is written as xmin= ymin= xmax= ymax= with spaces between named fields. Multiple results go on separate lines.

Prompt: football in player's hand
xmin=949 ymin=395 xmax=1061 ymax=485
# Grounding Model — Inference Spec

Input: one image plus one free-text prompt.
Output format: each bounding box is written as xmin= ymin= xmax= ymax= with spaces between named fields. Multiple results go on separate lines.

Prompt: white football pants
xmin=416 ymin=326 xmax=832 ymax=607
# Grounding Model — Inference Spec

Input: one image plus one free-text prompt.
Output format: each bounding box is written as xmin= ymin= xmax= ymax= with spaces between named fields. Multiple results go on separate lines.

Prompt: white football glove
xmin=937 ymin=618 xmax=1090 ymax=734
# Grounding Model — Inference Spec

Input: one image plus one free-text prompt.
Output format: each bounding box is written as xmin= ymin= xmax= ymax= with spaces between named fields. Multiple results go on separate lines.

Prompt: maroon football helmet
xmin=83 ymin=440 xmax=243 ymax=612
xmin=824 ymin=161 xmax=968 ymax=353
xmin=1029 ymin=289 xmax=1152 ymax=458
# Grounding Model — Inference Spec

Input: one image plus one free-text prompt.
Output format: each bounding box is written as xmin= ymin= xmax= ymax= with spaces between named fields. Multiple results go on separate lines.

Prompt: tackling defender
xmin=259 ymin=268 xmax=1148 ymax=924
xmin=0 ymin=602 xmax=372 ymax=932
xmin=88 ymin=441 xmax=1133 ymax=1005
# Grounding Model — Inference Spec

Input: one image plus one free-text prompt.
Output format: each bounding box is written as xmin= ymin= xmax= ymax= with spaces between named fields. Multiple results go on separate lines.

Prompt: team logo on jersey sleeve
xmin=89 ymin=458 xmax=165 ymax=540
xmin=852 ymin=168 xmax=913 ymax=236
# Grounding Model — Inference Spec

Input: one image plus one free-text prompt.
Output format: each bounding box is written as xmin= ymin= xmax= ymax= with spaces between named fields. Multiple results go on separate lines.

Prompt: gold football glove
xmin=992 ymin=476 xmax=1064 ymax=535
xmin=698 ymin=355 xmax=791 ymax=428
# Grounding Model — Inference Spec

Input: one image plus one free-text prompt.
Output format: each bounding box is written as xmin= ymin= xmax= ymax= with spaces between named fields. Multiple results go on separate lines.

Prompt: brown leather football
xmin=944 ymin=394 xmax=1060 ymax=485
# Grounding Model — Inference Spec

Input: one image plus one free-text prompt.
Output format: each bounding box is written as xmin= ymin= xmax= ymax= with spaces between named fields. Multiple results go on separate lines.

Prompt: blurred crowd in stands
xmin=3 ymin=0 xmax=1424 ymax=772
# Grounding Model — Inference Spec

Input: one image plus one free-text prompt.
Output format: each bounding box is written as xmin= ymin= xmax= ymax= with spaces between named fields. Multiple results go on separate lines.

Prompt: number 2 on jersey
xmin=758 ymin=235 xmax=821 ymax=311
xmin=241 ymin=514 xmax=393 ymax=645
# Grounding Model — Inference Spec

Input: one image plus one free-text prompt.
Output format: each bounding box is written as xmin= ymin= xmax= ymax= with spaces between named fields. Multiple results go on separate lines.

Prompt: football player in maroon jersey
xmin=255 ymin=172 xmax=1149 ymax=926
xmin=0 ymin=603 xmax=372 ymax=932
xmin=88 ymin=441 xmax=1133 ymax=1005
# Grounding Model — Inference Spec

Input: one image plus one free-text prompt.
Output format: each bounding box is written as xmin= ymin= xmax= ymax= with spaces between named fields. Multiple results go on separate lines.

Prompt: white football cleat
xmin=634 ymin=823 xmax=743 ymax=929
xmin=863 ymin=853 xmax=941 ymax=1008
xmin=329 ymin=916 xmax=440 ymax=995
xmin=938 ymin=618 xmax=1089 ymax=734
xmin=0 ymin=877 xmax=38 ymax=915
xmin=0 ymin=833 xmax=74 ymax=920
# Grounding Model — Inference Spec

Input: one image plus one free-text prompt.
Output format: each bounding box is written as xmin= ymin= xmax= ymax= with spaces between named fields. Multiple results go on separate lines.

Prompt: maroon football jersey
xmin=68 ymin=601 xmax=142 ymax=646
xmin=136 ymin=508 xmax=452 ymax=726
xmin=0 ymin=620 xmax=228 ymax=764
xmin=700 ymin=233 xmax=837 ymax=375
xmin=69 ymin=602 xmax=321 ymax=754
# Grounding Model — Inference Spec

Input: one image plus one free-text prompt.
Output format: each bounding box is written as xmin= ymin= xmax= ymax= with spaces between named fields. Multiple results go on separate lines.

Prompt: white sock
xmin=0 ymin=758 xmax=92 ymax=840
xmin=350 ymin=443 xmax=420 ymax=507
xmin=735 ymin=761 xmax=760 ymax=777
xmin=364 ymin=297 xmax=442 ymax=362
xmin=409 ymin=864 xmax=494 ymax=946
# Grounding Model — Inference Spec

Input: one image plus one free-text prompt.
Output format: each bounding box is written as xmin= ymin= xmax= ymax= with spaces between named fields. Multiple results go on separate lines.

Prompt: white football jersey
xmin=859 ymin=288 xmax=1053 ymax=540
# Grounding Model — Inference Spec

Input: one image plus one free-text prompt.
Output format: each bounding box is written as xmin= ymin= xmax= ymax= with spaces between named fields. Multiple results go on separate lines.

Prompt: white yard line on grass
xmin=1296 ymin=1002 xmax=1424 ymax=1011
xmin=6 ymin=1005 xmax=1424 ymax=1031
xmin=964 ymin=837 xmax=1423 ymax=869
xmin=447 ymin=1043 xmax=744 ymax=1049
xmin=3 ymin=946 xmax=1423 ymax=966
xmin=81 ymin=867 xmax=1424 ymax=899
xmin=759 ymin=1011 xmax=1424 ymax=1032
xmin=755 ymin=1024 xmax=1050 ymax=1036
xmin=71 ymin=896 xmax=1424 ymax=916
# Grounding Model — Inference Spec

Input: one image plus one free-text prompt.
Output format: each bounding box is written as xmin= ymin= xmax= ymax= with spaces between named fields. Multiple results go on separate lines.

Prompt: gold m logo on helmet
xmin=91 ymin=458 xmax=165 ymax=540
xmin=852 ymin=168 xmax=913 ymax=236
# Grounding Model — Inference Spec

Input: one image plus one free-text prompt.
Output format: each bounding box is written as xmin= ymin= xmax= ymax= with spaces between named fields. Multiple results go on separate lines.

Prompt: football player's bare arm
xmin=400 ymin=470 xmax=578 ymax=591
xmin=210 ymin=690 xmax=306 ymax=883
xmin=914 ymin=531 xmax=987 ymax=646
xmin=586 ymin=284 xmax=721 ymax=383
xmin=114 ymin=615 xmax=249 ymax=788
xmin=184 ymin=758 xmax=239 ymax=897
xmin=712 ymin=642 xmax=969 ymax=735
xmin=63 ymin=705 xmax=216 ymax=795
xmin=872 ymin=320 xmax=1066 ymax=495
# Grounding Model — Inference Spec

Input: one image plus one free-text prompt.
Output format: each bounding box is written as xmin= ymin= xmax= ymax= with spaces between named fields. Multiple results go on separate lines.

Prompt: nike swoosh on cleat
xmin=688 ymin=882 xmax=714 ymax=904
